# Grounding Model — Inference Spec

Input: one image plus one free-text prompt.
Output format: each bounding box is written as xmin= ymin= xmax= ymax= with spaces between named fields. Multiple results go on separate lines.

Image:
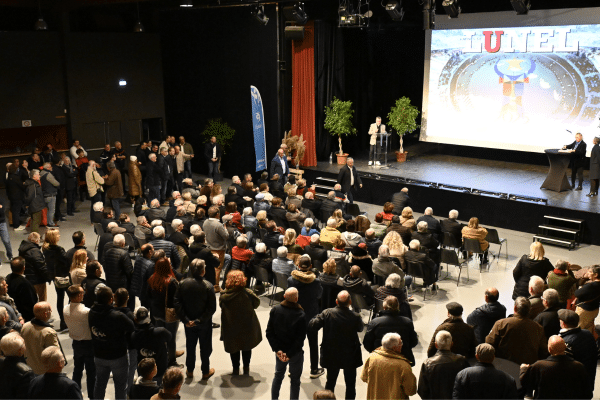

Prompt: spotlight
xmin=442 ymin=0 xmax=460 ymax=18
xmin=384 ymin=0 xmax=404 ymax=21
xmin=180 ymin=1 xmax=193 ymax=7
xmin=34 ymin=0 xmax=47 ymax=30
xmin=283 ymin=3 xmax=308 ymax=25
xmin=251 ymin=5 xmax=269 ymax=25
xmin=133 ymin=2 xmax=144 ymax=33
xmin=510 ymin=0 xmax=530 ymax=14
xmin=338 ymin=5 xmax=351 ymax=18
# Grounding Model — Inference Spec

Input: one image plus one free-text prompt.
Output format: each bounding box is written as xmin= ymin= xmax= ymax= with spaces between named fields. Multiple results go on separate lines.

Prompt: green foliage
xmin=201 ymin=118 xmax=236 ymax=154
xmin=324 ymin=97 xmax=357 ymax=138
xmin=387 ymin=97 xmax=420 ymax=137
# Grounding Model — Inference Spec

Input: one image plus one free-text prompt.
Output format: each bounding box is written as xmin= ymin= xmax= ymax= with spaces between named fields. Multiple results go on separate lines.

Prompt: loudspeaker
xmin=285 ymin=26 xmax=305 ymax=41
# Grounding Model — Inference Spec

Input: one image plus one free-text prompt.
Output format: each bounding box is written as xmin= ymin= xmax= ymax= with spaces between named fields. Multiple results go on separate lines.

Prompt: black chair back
xmin=288 ymin=220 xmax=303 ymax=235
xmin=321 ymin=280 xmax=343 ymax=310
xmin=373 ymin=274 xmax=385 ymax=286
xmin=347 ymin=203 xmax=360 ymax=217
xmin=463 ymin=238 xmax=483 ymax=255
xmin=440 ymin=248 xmax=461 ymax=267
xmin=258 ymin=228 xmax=267 ymax=242
xmin=443 ymin=232 xmax=460 ymax=249
xmin=485 ymin=228 xmax=501 ymax=245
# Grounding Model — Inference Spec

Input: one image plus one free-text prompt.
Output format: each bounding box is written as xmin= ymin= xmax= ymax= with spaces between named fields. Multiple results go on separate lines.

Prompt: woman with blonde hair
xmin=210 ymin=183 xmax=222 ymax=203
xmin=70 ymin=248 xmax=88 ymax=285
xmin=382 ymin=230 xmax=408 ymax=269
xmin=512 ymin=241 xmax=554 ymax=299
xmin=256 ymin=210 xmax=268 ymax=229
xmin=400 ymin=207 xmax=416 ymax=230
xmin=42 ymin=228 xmax=70 ymax=331
xmin=283 ymin=228 xmax=304 ymax=255
xmin=319 ymin=258 xmax=343 ymax=309
xmin=332 ymin=209 xmax=346 ymax=232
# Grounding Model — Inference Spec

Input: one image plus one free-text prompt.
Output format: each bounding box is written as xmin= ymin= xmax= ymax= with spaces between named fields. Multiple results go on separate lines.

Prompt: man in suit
xmin=587 ymin=136 xmax=600 ymax=197
xmin=417 ymin=207 xmax=442 ymax=239
xmin=563 ymin=132 xmax=587 ymax=190
xmin=368 ymin=117 xmax=385 ymax=166
xmin=270 ymin=148 xmax=290 ymax=184
xmin=204 ymin=136 xmax=222 ymax=182
xmin=440 ymin=209 xmax=462 ymax=247
xmin=337 ymin=157 xmax=362 ymax=204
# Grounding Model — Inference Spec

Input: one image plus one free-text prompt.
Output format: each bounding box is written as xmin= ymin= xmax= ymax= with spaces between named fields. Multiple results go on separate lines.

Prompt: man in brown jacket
xmin=104 ymin=161 xmax=124 ymax=218
xmin=485 ymin=296 xmax=548 ymax=365
xmin=426 ymin=302 xmax=477 ymax=358
xmin=20 ymin=301 xmax=60 ymax=375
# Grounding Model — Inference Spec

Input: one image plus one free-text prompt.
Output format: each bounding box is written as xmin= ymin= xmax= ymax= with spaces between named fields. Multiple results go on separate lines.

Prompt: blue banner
xmin=251 ymin=85 xmax=267 ymax=172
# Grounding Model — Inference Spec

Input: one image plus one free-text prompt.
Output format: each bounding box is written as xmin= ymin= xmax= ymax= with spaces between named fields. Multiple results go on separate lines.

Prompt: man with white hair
xmin=231 ymin=175 xmax=244 ymax=196
xmin=441 ymin=209 xmax=462 ymax=245
xmin=361 ymin=332 xmax=417 ymax=400
xmin=102 ymin=234 xmax=133 ymax=307
xmin=97 ymin=221 xmax=125 ymax=264
xmin=85 ymin=160 xmax=105 ymax=221
xmin=320 ymin=218 xmax=342 ymax=246
xmin=390 ymin=187 xmax=410 ymax=214
xmin=39 ymin=162 xmax=61 ymax=227
xmin=533 ymin=288 xmax=561 ymax=339
xmin=304 ymin=234 xmax=328 ymax=271
xmin=337 ymin=157 xmax=362 ymax=204
xmin=28 ymin=346 xmax=82 ymax=399
xmin=149 ymin=226 xmax=181 ymax=272
xmin=364 ymin=228 xmax=383 ymax=259
xmin=0 ymin=332 xmax=35 ymax=398
xmin=301 ymin=191 xmax=322 ymax=221
xmin=528 ymin=276 xmax=546 ymax=319
xmin=145 ymin=198 xmax=166 ymax=223
xmin=404 ymin=239 xmax=438 ymax=289
xmin=168 ymin=218 xmax=189 ymax=254
xmin=272 ymin=246 xmax=295 ymax=276
xmin=319 ymin=191 xmax=342 ymax=222
xmin=134 ymin=215 xmax=153 ymax=242
xmin=411 ymin=221 xmax=440 ymax=264
xmin=372 ymin=245 xmax=405 ymax=283
xmin=418 ymin=330 xmax=470 ymax=399
xmin=20 ymin=301 xmax=60 ymax=375
xmin=146 ymin=152 xmax=163 ymax=205
xmin=416 ymin=207 xmax=441 ymax=239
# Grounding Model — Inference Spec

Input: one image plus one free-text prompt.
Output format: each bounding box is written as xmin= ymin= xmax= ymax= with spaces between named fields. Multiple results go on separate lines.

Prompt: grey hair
xmin=189 ymin=224 xmax=201 ymax=236
xmin=310 ymin=234 xmax=320 ymax=244
xmin=543 ymin=288 xmax=559 ymax=307
xmin=41 ymin=346 xmax=65 ymax=371
xmin=136 ymin=216 xmax=147 ymax=224
xmin=0 ymin=306 xmax=8 ymax=321
xmin=171 ymin=219 xmax=183 ymax=230
xmin=449 ymin=209 xmax=459 ymax=219
xmin=30 ymin=169 xmax=40 ymax=179
xmin=327 ymin=191 xmax=335 ymax=200
xmin=107 ymin=222 xmax=118 ymax=230
xmin=0 ymin=332 xmax=25 ymax=356
xmin=148 ymin=153 xmax=157 ymax=161
xmin=435 ymin=330 xmax=452 ymax=350
xmin=151 ymin=219 xmax=163 ymax=227
xmin=409 ymin=239 xmax=420 ymax=250
xmin=304 ymin=218 xmax=314 ymax=228
xmin=381 ymin=332 xmax=402 ymax=351
xmin=113 ymin=234 xmax=125 ymax=247
xmin=529 ymin=276 xmax=545 ymax=295
xmin=43 ymin=162 xmax=52 ymax=169
xmin=378 ymin=244 xmax=390 ymax=257
xmin=277 ymin=246 xmax=288 ymax=258
xmin=153 ymin=226 xmax=165 ymax=238
xmin=327 ymin=218 xmax=337 ymax=228
xmin=93 ymin=202 xmax=104 ymax=212
xmin=243 ymin=207 xmax=253 ymax=216
xmin=424 ymin=207 xmax=433 ymax=215
xmin=417 ymin=221 xmax=428 ymax=233
xmin=255 ymin=242 xmax=267 ymax=253
xmin=347 ymin=157 xmax=354 ymax=162
xmin=385 ymin=273 xmax=402 ymax=288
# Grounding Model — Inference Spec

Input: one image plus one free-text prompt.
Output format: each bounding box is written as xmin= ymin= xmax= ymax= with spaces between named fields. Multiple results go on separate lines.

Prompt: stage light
xmin=442 ymin=0 xmax=460 ymax=18
xmin=180 ymin=1 xmax=193 ymax=7
xmin=384 ymin=0 xmax=404 ymax=21
xmin=510 ymin=0 xmax=530 ymax=14
xmin=251 ymin=5 xmax=269 ymax=25
xmin=283 ymin=3 xmax=308 ymax=25
xmin=119 ymin=79 xmax=127 ymax=86
xmin=34 ymin=0 xmax=47 ymax=30
xmin=133 ymin=2 xmax=144 ymax=32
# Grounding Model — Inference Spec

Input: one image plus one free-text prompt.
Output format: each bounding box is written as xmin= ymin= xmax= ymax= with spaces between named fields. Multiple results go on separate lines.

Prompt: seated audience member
xmin=372 ymin=245 xmax=404 ymax=283
xmin=301 ymin=191 xmax=321 ymax=221
xmin=151 ymin=367 xmax=184 ymax=400
xmin=181 ymin=192 xmax=197 ymax=215
xmin=453 ymin=343 xmax=518 ymax=399
xmin=225 ymin=187 xmax=246 ymax=212
xmin=331 ymin=209 xmax=346 ymax=232
xmin=411 ymin=221 xmax=440 ymax=264
xmin=119 ymin=213 xmax=136 ymax=235
xmin=375 ymin=273 xmax=410 ymax=309
xmin=342 ymin=265 xmax=375 ymax=306
xmin=404 ymin=239 xmax=438 ymax=289
xmin=270 ymin=197 xmax=288 ymax=226
xmin=370 ymin=213 xmax=388 ymax=239
xmin=391 ymin=187 xmax=409 ymax=215
xmin=533 ymin=288 xmax=561 ymax=339
xmin=135 ymin=216 xmax=153 ymax=243
xmin=546 ymin=259 xmax=577 ymax=309
xmin=416 ymin=207 xmax=442 ymax=239
xmin=485 ymin=297 xmax=548 ymax=365
xmin=304 ymin=235 xmax=328 ymax=271
xmin=262 ymin=221 xmax=283 ymax=249
xmin=349 ymin=244 xmax=373 ymax=282
xmin=327 ymin=238 xmax=350 ymax=275
xmin=27 ymin=346 xmax=83 ymax=400
xmin=258 ymin=183 xmax=273 ymax=204
xmin=558 ymin=309 xmax=597 ymax=395
xmin=253 ymin=193 xmax=271 ymax=215
xmin=440 ymin=209 xmax=462 ymax=246
xmin=427 ymin=302 xmax=477 ymax=359
xmin=381 ymin=202 xmax=394 ymax=222
xmin=228 ymin=236 xmax=254 ymax=276
xmin=364 ymin=229 xmax=383 ymax=259
xmin=355 ymin=215 xmax=370 ymax=235
xmin=91 ymin=202 xmax=104 ymax=224
xmin=301 ymin=218 xmax=319 ymax=237
xmin=341 ymin=220 xmax=364 ymax=247
xmin=319 ymin=258 xmax=343 ymax=310
xmin=0 ymin=276 xmax=24 ymax=326
xmin=512 ymin=241 xmax=553 ymax=300
xmin=364 ymin=296 xmax=417 ymax=365
xmin=520 ymin=335 xmax=592 ymax=400
xmin=528 ymin=276 xmax=546 ymax=319
xmin=129 ymin=358 xmax=160 ymax=400
xmin=283 ymin=228 xmax=304 ymax=255
xmin=319 ymin=191 xmax=342 ymax=222
xmin=385 ymin=215 xmax=412 ymax=246
xmin=382 ymin=230 xmax=408 ymax=269
xmin=0 ymin=332 xmax=35 ymax=399
xmin=418 ymin=330 xmax=470 ymax=400
xmin=320 ymin=218 xmax=342 ymax=247
xmin=400 ymin=207 xmax=416 ymax=231
xmin=224 ymin=201 xmax=242 ymax=227
xmin=246 ymin=242 xmax=273 ymax=291
xmin=100 ymin=208 xmax=116 ymax=232
xmin=168 ymin=219 xmax=189 ymax=254
xmin=272 ymin=246 xmax=295 ymax=276
xmin=461 ymin=217 xmax=489 ymax=263
xmin=285 ymin=188 xmax=303 ymax=210
xmin=145 ymin=199 xmax=166 ymax=223
xmin=241 ymin=207 xmax=257 ymax=230
xmin=466 ymin=287 xmax=507 ymax=344
xmin=286 ymin=202 xmax=305 ymax=225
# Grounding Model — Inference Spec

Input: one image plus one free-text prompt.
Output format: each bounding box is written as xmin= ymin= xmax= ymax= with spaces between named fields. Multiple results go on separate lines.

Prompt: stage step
xmin=316 ymin=177 xmax=337 ymax=183
xmin=544 ymin=215 xmax=584 ymax=225
xmin=534 ymin=215 xmax=583 ymax=250
xmin=538 ymin=225 xmax=579 ymax=235
xmin=533 ymin=234 xmax=576 ymax=250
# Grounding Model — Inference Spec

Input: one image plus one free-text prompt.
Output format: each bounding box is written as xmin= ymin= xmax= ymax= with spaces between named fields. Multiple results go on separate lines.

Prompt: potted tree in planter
xmin=324 ymin=96 xmax=357 ymax=165
xmin=387 ymin=96 xmax=420 ymax=163
xmin=201 ymin=117 xmax=236 ymax=174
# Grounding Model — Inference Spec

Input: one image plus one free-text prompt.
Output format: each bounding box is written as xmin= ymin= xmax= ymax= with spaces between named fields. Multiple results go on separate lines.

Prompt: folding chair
xmin=486 ymin=228 xmax=508 ymax=260
xmin=350 ymin=292 xmax=374 ymax=323
xmin=440 ymin=248 xmax=469 ymax=286
xmin=271 ymin=272 xmax=290 ymax=307
xmin=463 ymin=238 xmax=485 ymax=271
xmin=406 ymin=260 xmax=431 ymax=300
xmin=93 ymin=223 xmax=104 ymax=251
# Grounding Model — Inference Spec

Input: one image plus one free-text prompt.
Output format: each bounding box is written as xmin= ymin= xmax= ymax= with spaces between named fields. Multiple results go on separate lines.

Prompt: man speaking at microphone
xmin=562 ymin=132 xmax=587 ymax=191
xmin=368 ymin=117 xmax=385 ymax=166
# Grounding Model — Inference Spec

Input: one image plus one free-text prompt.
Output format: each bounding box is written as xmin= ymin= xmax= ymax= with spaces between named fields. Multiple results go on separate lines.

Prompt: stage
xmin=302 ymin=152 xmax=600 ymax=246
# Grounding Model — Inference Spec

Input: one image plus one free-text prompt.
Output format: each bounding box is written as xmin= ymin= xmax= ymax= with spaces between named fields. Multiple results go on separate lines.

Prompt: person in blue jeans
xmin=0 ymin=202 xmax=13 ymax=261
xmin=173 ymin=258 xmax=217 ymax=381
xmin=266 ymin=287 xmax=307 ymax=400
xmin=146 ymin=153 xmax=163 ymax=206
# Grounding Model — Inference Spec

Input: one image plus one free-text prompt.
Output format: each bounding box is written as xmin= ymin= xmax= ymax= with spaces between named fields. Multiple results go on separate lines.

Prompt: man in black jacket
xmin=319 ymin=192 xmax=343 ymax=224
xmin=146 ymin=153 xmax=163 ymax=205
xmin=309 ymin=290 xmax=364 ymax=400
xmin=174 ymin=258 xmax=216 ymax=381
xmin=27 ymin=346 xmax=83 ymax=400
xmin=65 ymin=231 xmax=95 ymax=267
xmin=301 ymin=192 xmax=322 ymax=222
xmin=18 ymin=232 xmax=50 ymax=302
xmin=466 ymin=287 xmax=506 ymax=344
xmin=102 ymin=234 xmax=134 ymax=310
xmin=405 ymin=240 xmax=438 ymax=288
xmin=337 ymin=157 xmax=362 ymax=204
xmin=204 ymin=136 xmax=222 ymax=182
xmin=390 ymin=188 xmax=410 ymax=215
xmin=188 ymin=232 xmax=219 ymax=287
xmin=6 ymin=164 xmax=26 ymax=230
xmin=6 ymin=257 xmax=37 ymax=322
xmin=363 ymin=296 xmax=418 ymax=365
xmin=131 ymin=307 xmax=172 ymax=386
xmin=563 ymin=132 xmax=587 ymax=190
xmin=342 ymin=265 xmax=375 ymax=306
xmin=61 ymin=158 xmax=78 ymax=216
xmin=533 ymin=288 xmax=561 ymax=340
xmin=427 ymin=302 xmax=477 ymax=359
xmin=0 ymin=331 xmax=35 ymax=399
xmin=440 ymin=209 xmax=462 ymax=247
xmin=89 ymin=286 xmax=135 ymax=400
xmin=304 ymin=235 xmax=328 ymax=271
xmin=82 ymin=261 xmax=107 ymax=308
xmin=267 ymin=287 xmax=307 ymax=400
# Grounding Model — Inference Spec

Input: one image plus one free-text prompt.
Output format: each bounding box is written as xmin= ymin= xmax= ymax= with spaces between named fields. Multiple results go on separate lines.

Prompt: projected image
xmin=422 ymin=25 xmax=600 ymax=154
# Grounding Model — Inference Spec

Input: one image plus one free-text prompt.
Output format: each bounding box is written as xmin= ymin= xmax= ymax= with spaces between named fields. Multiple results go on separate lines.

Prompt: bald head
xmin=284 ymin=287 xmax=299 ymax=303
xmin=350 ymin=265 xmax=361 ymax=278
xmin=336 ymin=290 xmax=351 ymax=308
xmin=548 ymin=335 xmax=566 ymax=356
xmin=33 ymin=302 xmax=52 ymax=321
xmin=485 ymin=287 xmax=499 ymax=303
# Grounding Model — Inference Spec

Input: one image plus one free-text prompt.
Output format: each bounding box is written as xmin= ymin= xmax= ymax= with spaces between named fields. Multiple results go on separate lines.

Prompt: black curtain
xmin=314 ymin=20 xmax=345 ymax=161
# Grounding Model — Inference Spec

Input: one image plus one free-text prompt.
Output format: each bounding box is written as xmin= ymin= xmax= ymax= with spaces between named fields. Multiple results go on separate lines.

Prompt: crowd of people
xmin=0 ymin=138 xmax=598 ymax=399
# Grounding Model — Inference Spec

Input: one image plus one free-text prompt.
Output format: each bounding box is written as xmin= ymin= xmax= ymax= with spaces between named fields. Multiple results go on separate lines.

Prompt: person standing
xmin=266 ymin=287 xmax=307 ymax=400
xmin=6 ymin=164 xmax=26 ymax=230
xmin=6 ymin=257 xmax=38 ymax=322
xmin=128 ymin=156 xmax=143 ymax=202
xmin=0 ymin=200 xmax=14 ymax=261
xmin=204 ymin=136 xmax=222 ymax=182
xmin=146 ymin=154 xmax=163 ymax=206
xmin=562 ymin=132 xmax=587 ymax=190
xmin=105 ymin=162 xmax=124 ymax=218
xmin=18 ymin=232 xmax=50 ymax=302
xmin=0 ymin=332 xmax=36 ymax=399
xmin=42 ymin=229 xmax=70 ymax=332
xmin=70 ymin=140 xmax=87 ymax=165
xmin=587 ymin=136 xmax=600 ymax=197
xmin=427 ymin=302 xmax=477 ymax=359
xmin=361 ymin=332 xmax=417 ymax=400
xmin=337 ymin=157 xmax=362 ymax=204
xmin=39 ymin=162 xmax=60 ymax=227
xmin=308 ymin=290 xmax=364 ymax=400
xmin=368 ymin=117 xmax=385 ymax=166
xmin=179 ymin=136 xmax=195 ymax=179
xmin=62 ymin=158 xmax=78 ymax=216
xmin=466 ymin=288 xmax=507 ymax=344
xmin=85 ymin=161 xmax=105 ymax=222
xmin=270 ymin=148 xmax=290 ymax=185
xmin=27 ymin=346 xmax=83 ymax=400
xmin=20 ymin=302 xmax=60 ymax=375
xmin=23 ymin=170 xmax=46 ymax=233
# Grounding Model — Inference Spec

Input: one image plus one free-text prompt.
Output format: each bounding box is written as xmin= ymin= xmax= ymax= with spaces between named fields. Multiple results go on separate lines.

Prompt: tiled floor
xmin=2 ymin=177 xmax=599 ymax=399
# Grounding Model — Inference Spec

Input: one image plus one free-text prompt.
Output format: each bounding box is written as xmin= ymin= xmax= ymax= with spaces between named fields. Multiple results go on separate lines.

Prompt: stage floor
xmin=307 ymin=153 xmax=600 ymax=214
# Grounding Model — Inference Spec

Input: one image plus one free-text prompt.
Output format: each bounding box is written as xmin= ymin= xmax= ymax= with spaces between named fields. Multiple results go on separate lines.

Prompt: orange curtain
xmin=291 ymin=21 xmax=317 ymax=167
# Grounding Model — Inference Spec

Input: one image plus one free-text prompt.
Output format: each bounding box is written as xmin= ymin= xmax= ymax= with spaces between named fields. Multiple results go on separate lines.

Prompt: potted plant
xmin=387 ymin=96 xmax=420 ymax=163
xmin=324 ymin=97 xmax=357 ymax=164
xmin=201 ymin=117 xmax=236 ymax=172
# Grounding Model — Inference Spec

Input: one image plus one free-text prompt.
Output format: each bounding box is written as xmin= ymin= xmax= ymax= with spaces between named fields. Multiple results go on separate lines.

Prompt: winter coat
xmin=417 ymin=349 xmax=470 ymax=400
xmin=173 ymin=276 xmax=216 ymax=324
xmin=147 ymin=279 xmax=178 ymax=322
xmin=18 ymin=240 xmax=50 ymax=285
xmin=319 ymin=273 xmax=343 ymax=310
xmin=0 ymin=356 xmax=35 ymax=399
xmin=308 ymin=305 xmax=364 ymax=369
xmin=148 ymin=239 xmax=181 ymax=271
xmin=89 ymin=303 xmax=135 ymax=360
xmin=219 ymin=288 xmax=262 ymax=353
xmin=361 ymin=348 xmax=417 ymax=400
xmin=6 ymin=171 xmax=25 ymax=201
xmin=42 ymin=244 xmax=69 ymax=280
xmin=533 ymin=306 xmax=561 ymax=339
xmin=453 ymin=362 xmax=518 ymax=399
xmin=146 ymin=161 xmax=163 ymax=187
xmin=287 ymin=270 xmax=322 ymax=322
xmin=546 ymin=270 xmax=577 ymax=303
xmin=188 ymin=242 xmax=219 ymax=285
xmin=466 ymin=301 xmax=507 ymax=344
xmin=560 ymin=327 xmax=597 ymax=391
xmin=39 ymin=169 xmax=59 ymax=196
xmin=128 ymin=160 xmax=143 ymax=196
xmin=364 ymin=310 xmax=418 ymax=365
xmin=590 ymin=143 xmax=600 ymax=180
xmin=485 ymin=315 xmax=548 ymax=365
xmin=61 ymin=164 xmax=78 ymax=191
xmin=105 ymin=168 xmax=124 ymax=199
xmin=24 ymin=179 xmax=46 ymax=215
xmin=102 ymin=246 xmax=133 ymax=291
xmin=427 ymin=316 xmax=477 ymax=358
xmin=512 ymin=255 xmax=554 ymax=299
xmin=520 ymin=355 xmax=592 ymax=399
xmin=266 ymin=300 xmax=307 ymax=358
xmin=130 ymin=256 xmax=154 ymax=298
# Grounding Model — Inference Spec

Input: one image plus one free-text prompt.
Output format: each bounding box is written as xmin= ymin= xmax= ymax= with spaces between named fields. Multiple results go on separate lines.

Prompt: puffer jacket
xmin=18 ymin=240 xmax=49 ymax=285
xmin=42 ymin=244 xmax=69 ymax=279
xmin=39 ymin=169 xmax=59 ymax=196
xmin=102 ymin=246 xmax=133 ymax=291
xmin=0 ymin=356 xmax=35 ymax=399
xmin=130 ymin=256 xmax=154 ymax=298
xmin=287 ymin=269 xmax=322 ymax=322
xmin=364 ymin=310 xmax=418 ymax=365
xmin=149 ymin=239 xmax=181 ymax=271
xmin=174 ymin=276 xmax=216 ymax=324
xmin=24 ymin=179 xmax=46 ymax=215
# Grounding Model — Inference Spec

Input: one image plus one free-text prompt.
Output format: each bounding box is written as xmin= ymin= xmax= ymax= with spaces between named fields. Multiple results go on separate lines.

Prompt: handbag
xmin=165 ymin=280 xmax=180 ymax=323
xmin=54 ymin=276 xmax=71 ymax=289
